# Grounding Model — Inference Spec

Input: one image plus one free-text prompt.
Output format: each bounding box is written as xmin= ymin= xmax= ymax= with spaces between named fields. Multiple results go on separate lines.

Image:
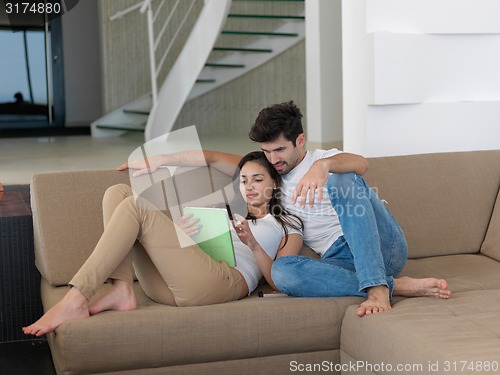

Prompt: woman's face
xmin=239 ymin=161 xmax=276 ymax=210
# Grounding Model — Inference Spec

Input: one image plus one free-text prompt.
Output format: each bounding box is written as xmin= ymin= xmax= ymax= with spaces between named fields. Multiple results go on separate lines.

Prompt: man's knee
xmin=327 ymin=172 xmax=360 ymax=193
xmin=327 ymin=173 xmax=360 ymax=204
xmin=104 ymin=183 xmax=132 ymax=200
xmin=327 ymin=172 xmax=357 ymax=187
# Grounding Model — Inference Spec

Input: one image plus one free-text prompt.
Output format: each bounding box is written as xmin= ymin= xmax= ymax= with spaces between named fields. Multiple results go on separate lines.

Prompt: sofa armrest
xmin=31 ymin=170 xmax=131 ymax=286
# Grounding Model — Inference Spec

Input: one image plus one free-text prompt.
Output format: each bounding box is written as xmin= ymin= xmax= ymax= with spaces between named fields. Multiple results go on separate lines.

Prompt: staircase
xmin=91 ymin=0 xmax=305 ymax=140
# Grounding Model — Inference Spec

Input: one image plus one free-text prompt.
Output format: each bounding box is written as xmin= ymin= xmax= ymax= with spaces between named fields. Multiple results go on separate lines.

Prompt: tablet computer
xmin=183 ymin=207 xmax=236 ymax=268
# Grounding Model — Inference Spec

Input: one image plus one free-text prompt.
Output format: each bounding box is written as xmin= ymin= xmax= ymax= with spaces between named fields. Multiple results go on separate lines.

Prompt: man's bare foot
xmin=22 ymin=287 xmax=89 ymax=337
xmin=393 ymin=276 xmax=452 ymax=299
xmin=356 ymin=285 xmax=391 ymax=317
xmin=88 ymin=280 xmax=137 ymax=315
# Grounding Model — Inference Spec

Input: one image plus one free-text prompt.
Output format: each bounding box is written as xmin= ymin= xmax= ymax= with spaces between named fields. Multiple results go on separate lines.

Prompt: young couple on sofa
xmin=24 ymin=101 xmax=451 ymax=337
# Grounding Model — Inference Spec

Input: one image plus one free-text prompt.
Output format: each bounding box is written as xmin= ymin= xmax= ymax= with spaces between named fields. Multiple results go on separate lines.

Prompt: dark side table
xmin=0 ymin=185 xmax=43 ymax=342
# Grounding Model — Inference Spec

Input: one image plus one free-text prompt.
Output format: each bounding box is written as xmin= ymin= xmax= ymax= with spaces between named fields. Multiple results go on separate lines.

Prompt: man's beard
xmin=274 ymin=161 xmax=291 ymax=175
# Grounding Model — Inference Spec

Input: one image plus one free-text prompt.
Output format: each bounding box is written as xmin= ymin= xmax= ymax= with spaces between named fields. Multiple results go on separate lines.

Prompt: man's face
xmin=260 ymin=134 xmax=305 ymax=175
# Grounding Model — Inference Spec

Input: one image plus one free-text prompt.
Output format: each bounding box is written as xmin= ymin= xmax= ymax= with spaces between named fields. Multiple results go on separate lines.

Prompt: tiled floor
xmin=0 ymin=131 xmax=256 ymax=185
xmin=0 ymin=340 xmax=56 ymax=375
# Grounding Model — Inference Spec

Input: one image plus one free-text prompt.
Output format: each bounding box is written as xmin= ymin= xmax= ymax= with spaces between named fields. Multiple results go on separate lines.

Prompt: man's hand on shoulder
xmin=291 ymin=153 xmax=368 ymax=208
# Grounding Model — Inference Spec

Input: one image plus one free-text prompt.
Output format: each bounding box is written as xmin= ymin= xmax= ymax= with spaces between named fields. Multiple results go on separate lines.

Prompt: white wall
xmin=305 ymin=0 xmax=343 ymax=150
xmin=342 ymin=0 xmax=500 ymax=156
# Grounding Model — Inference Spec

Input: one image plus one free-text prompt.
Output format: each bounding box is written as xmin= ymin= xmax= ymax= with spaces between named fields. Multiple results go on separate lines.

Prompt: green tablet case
xmin=183 ymin=207 xmax=236 ymax=267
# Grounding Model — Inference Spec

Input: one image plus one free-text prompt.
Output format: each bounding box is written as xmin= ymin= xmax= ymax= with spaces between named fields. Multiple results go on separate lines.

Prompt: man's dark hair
xmin=249 ymin=101 xmax=303 ymax=146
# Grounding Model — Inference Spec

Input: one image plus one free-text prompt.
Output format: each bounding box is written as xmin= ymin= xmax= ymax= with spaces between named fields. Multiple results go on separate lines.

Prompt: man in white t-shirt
xmin=245 ymin=101 xmax=451 ymax=316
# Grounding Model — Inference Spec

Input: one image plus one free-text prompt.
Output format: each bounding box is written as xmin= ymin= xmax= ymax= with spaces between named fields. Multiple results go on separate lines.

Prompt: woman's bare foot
xmin=22 ymin=287 xmax=89 ymax=337
xmin=393 ymin=276 xmax=452 ymax=299
xmin=88 ymin=280 xmax=137 ymax=315
xmin=356 ymin=285 xmax=391 ymax=317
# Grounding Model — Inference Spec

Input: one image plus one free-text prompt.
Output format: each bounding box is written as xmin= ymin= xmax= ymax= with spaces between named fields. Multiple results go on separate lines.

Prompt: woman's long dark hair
xmin=233 ymin=151 xmax=303 ymax=249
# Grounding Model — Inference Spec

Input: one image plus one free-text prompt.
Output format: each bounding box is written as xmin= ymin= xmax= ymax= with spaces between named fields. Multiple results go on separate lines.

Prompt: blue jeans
xmin=272 ymin=173 xmax=408 ymax=298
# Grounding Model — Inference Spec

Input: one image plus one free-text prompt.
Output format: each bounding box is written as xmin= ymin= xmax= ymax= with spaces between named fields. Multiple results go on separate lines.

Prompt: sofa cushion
xmin=400 ymin=254 xmax=500 ymax=293
xmin=42 ymin=280 xmax=361 ymax=374
xmin=363 ymin=150 xmax=500 ymax=258
xmin=341 ymin=290 xmax=500 ymax=373
xmin=481 ymin=187 xmax=500 ymax=261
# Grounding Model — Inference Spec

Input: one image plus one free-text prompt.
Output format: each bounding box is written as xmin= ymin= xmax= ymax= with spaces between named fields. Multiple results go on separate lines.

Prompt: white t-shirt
xmin=280 ymin=149 xmax=343 ymax=256
xmin=233 ymin=214 xmax=302 ymax=294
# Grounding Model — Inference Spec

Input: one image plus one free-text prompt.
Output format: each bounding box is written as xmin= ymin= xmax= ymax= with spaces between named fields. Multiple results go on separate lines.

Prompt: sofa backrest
xmin=363 ymin=150 xmax=500 ymax=259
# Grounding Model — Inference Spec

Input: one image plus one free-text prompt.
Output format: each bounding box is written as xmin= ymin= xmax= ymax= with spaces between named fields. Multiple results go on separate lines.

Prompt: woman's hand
xmin=232 ymin=214 xmax=258 ymax=250
xmin=116 ymin=155 xmax=163 ymax=177
xmin=177 ymin=213 xmax=200 ymax=237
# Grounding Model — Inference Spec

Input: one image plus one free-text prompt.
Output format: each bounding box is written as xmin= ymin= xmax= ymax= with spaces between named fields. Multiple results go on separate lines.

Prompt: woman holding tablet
xmin=23 ymin=151 xmax=303 ymax=337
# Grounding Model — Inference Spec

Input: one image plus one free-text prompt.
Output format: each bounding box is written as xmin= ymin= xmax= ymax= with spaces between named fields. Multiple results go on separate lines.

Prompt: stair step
xmin=213 ymin=47 xmax=273 ymax=53
xmin=228 ymin=14 xmax=305 ymax=20
xmin=121 ymin=95 xmax=152 ymax=116
xmin=221 ymin=30 xmax=299 ymax=37
xmin=196 ymin=78 xmax=216 ymax=83
xmin=122 ymin=108 xmax=150 ymax=115
xmin=95 ymin=124 xmax=145 ymax=132
xmin=205 ymin=63 xmax=245 ymax=68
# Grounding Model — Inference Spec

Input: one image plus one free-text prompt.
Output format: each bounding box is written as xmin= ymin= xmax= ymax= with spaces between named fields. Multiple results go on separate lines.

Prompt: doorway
xmin=0 ymin=10 xmax=64 ymax=130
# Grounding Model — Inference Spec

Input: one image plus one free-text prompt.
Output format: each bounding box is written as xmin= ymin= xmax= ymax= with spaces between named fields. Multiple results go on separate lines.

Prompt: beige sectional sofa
xmin=30 ymin=150 xmax=500 ymax=375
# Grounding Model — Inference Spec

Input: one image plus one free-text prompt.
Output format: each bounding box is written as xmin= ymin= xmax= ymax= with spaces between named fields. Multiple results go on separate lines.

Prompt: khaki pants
xmin=70 ymin=184 xmax=246 ymax=307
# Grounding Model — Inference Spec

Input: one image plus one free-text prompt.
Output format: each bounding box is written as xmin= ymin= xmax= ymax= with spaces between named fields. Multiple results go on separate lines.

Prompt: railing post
xmin=143 ymin=1 xmax=158 ymax=106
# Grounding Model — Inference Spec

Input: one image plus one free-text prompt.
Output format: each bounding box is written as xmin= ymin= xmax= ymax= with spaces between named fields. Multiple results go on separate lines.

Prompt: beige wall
xmin=97 ymin=0 xmax=306 ymax=134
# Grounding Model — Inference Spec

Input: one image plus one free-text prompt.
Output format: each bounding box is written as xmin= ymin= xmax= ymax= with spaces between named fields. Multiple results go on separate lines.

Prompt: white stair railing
xmin=139 ymin=0 xmax=199 ymax=107
xmin=109 ymin=2 xmax=144 ymax=22
xmin=140 ymin=0 xmax=158 ymax=106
